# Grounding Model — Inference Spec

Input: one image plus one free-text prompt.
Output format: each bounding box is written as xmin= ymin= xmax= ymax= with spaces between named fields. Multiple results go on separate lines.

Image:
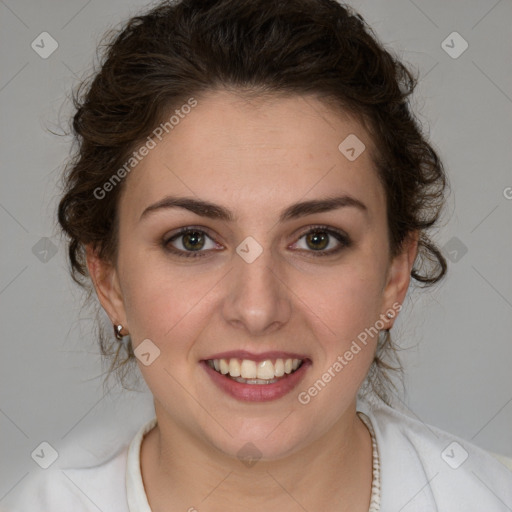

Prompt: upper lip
xmin=203 ymin=350 xmax=309 ymax=362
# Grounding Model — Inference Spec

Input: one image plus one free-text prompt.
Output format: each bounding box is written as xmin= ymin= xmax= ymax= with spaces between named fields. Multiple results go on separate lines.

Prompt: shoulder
xmin=358 ymin=398 xmax=512 ymax=511
xmin=2 ymin=447 xmax=129 ymax=512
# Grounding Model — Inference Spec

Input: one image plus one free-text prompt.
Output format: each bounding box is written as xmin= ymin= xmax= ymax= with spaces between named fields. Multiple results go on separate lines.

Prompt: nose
xmin=221 ymin=245 xmax=292 ymax=337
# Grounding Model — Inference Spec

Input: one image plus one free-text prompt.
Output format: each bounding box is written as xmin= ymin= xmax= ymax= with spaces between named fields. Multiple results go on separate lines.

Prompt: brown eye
xmin=181 ymin=231 xmax=206 ymax=251
xmin=292 ymin=226 xmax=351 ymax=257
xmin=305 ymin=231 xmax=329 ymax=251
xmin=163 ymin=228 xmax=220 ymax=258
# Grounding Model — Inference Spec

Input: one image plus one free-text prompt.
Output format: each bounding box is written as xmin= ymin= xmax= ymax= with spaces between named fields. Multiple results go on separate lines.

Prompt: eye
xmin=162 ymin=225 xmax=351 ymax=259
xmin=291 ymin=225 xmax=351 ymax=256
xmin=163 ymin=227 xmax=221 ymax=258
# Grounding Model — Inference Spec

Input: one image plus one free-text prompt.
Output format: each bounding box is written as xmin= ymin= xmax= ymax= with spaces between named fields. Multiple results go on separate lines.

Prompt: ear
xmin=85 ymin=244 xmax=128 ymax=331
xmin=381 ymin=231 xmax=419 ymax=326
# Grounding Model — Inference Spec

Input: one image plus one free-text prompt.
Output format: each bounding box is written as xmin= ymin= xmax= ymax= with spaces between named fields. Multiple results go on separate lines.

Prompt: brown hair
xmin=58 ymin=0 xmax=448 ymax=402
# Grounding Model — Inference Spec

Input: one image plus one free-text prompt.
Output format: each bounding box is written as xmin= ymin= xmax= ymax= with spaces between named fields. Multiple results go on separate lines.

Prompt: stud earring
xmin=114 ymin=324 xmax=127 ymax=340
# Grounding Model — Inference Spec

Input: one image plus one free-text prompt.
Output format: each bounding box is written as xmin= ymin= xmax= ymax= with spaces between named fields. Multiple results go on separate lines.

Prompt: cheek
xmin=294 ymin=266 xmax=384 ymax=413
xmin=330 ymin=274 xmax=383 ymax=329
xmin=117 ymin=248 xmax=221 ymax=349
xmin=295 ymin=257 xmax=387 ymax=341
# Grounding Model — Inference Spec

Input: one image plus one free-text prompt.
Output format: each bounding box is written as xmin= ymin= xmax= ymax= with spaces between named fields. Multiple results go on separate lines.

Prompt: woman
xmin=8 ymin=0 xmax=512 ymax=510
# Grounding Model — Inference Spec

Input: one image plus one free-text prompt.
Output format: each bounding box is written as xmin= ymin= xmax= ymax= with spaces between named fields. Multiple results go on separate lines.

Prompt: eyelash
xmin=162 ymin=225 xmax=351 ymax=259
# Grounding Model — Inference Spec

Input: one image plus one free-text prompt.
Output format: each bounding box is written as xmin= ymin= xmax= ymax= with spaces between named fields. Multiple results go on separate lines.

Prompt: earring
xmin=114 ymin=324 xmax=127 ymax=340
xmin=386 ymin=313 xmax=393 ymax=319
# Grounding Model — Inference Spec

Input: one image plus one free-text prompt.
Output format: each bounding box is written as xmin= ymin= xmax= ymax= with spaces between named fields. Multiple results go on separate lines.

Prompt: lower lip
xmin=201 ymin=361 xmax=310 ymax=402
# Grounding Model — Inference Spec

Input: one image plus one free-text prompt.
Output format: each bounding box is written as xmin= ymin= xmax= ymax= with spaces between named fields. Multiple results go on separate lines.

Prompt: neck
xmin=140 ymin=401 xmax=373 ymax=512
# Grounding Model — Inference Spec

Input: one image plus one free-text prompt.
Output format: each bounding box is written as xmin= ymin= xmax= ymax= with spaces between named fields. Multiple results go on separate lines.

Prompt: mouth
xmin=201 ymin=353 xmax=310 ymax=402
xmin=206 ymin=357 xmax=304 ymax=384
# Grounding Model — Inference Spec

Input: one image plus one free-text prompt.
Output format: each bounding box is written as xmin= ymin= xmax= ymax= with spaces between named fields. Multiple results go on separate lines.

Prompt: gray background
xmin=1 ymin=0 xmax=511 ymax=504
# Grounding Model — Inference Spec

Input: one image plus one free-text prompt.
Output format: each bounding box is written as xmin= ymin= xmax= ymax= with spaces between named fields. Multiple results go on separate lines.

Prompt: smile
xmin=202 ymin=353 xmax=310 ymax=402
xmin=206 ymin=358 xmax=303 ymax=384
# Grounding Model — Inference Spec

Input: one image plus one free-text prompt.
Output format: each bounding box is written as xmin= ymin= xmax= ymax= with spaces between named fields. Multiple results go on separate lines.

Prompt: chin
xmin=201 ymin=416 xmax=316 ymax=464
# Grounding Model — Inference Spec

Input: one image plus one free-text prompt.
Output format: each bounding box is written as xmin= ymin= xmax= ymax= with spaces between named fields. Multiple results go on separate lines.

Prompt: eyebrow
xmin=139 ymin=194 xmax=368 ymax=223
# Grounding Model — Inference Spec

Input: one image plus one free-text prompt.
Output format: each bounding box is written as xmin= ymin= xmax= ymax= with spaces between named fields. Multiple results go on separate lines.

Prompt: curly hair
xmin=58 ymin=0 xmax=448 ymax=402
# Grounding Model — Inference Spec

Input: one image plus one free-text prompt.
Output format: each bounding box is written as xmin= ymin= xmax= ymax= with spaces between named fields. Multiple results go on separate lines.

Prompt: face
xmin=88 ymin=90 xmax=416 ymax=460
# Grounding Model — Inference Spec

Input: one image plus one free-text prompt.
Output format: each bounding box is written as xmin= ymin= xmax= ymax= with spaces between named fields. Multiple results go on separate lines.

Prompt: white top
xmin=4 ymin=399 xmax=512 ymax=512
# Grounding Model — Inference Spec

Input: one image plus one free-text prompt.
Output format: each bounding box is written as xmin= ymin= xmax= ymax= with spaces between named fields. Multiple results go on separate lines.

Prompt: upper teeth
xmin=209 ymin=358 xmax=302 ymax=380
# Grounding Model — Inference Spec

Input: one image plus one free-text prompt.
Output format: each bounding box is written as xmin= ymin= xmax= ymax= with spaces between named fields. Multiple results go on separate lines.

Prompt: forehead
xmin=119 ymin=90 xmax=385 ymax=222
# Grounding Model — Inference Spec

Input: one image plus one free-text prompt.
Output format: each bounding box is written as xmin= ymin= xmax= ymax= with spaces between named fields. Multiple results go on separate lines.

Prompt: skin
xmin=87 ymin=90 xmax=418 ymax=511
